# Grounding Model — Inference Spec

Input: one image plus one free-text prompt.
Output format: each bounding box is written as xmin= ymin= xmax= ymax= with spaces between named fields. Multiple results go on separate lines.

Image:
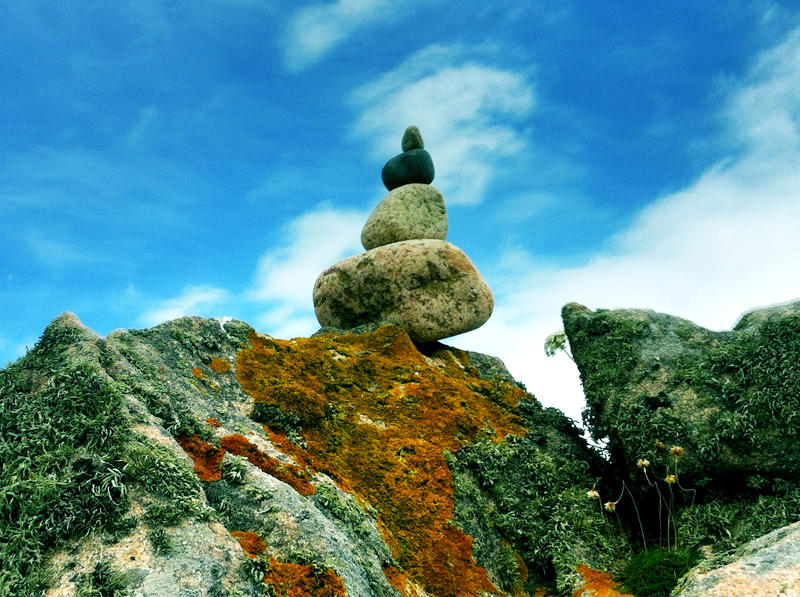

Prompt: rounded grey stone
xmin=401 ymin=125 xmax=424 ymax=151
xmin=313 ymin=239 xmax=493 ymax=344
xmin=381 ymin=148 xmax=434 ymax=191
xmin=361 ymin=184 xmax=448 ymax=250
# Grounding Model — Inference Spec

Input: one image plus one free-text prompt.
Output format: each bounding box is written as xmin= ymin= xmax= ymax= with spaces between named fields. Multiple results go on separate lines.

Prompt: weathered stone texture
xmin=361 ymin=184 xmax=447 ymax=250
xmin=313 ymin=239 xmax=493 ymax=343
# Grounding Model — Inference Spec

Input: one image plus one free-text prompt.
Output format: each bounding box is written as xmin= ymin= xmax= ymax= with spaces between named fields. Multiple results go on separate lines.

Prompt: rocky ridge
xmin=2 ymin=294 xmax=800 ymax=596
xmin=0 ymin=312 xmax=622 ymax=597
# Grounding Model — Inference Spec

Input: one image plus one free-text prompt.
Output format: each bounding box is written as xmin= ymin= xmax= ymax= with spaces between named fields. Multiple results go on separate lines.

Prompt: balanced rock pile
xmin=313 ymin=126 xmax=493 ymax=344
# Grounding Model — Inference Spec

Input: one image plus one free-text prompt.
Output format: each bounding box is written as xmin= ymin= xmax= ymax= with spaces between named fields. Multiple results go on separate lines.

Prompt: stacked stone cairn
xmin=313 ymin=126 xmax=494 ymax=344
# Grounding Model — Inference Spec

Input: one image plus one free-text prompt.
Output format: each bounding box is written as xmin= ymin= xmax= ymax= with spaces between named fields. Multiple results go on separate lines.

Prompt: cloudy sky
xmin=3 ymin=1 xmax=800 ymax=423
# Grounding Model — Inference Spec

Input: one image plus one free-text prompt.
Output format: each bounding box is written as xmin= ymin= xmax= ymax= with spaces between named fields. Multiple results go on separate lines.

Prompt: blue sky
xmin=3 ymin=1 xmax=800 ymax=422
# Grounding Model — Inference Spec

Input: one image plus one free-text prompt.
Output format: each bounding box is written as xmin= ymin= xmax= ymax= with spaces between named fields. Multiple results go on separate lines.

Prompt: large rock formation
xmin=0 ymin=312 xmax=623 ymax=597
xmin=5 ymin=296 xmax=800 ymax=596
xmin=562 ymin=299 xmax=800 ymax=594
xmin=314 ymin=126 xmax=493 ymax=343
xmin=562 ymin=301 xmax=800 ymax=486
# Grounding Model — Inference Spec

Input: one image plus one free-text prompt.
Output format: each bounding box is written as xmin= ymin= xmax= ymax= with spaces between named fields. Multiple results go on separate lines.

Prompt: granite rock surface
xmin=672 ymin=521 xmax=800 ymax=597
xmin=314 ymin=239 xmax=493 ymax=343
xmin=0 ymin=312 xmax=622 ymax=597
xmin=361 ymin=184 xmax=447 ymax=250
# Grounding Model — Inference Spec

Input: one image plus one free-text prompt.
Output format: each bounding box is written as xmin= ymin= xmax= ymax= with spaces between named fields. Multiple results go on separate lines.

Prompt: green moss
xmin=563 ymin=307 xmax=650 ymax=440
xmin=123 ymin=437 xmax=207 ymax=526
xmin=75 ymin=560 xmax=130 ymax=597
xmin=617 ymin=547 xmax=699 ymax=597
xmin=449 ymin=430 xmax=626 ymax=594
xmin=147 ymin=527 xmax=175 ymax=556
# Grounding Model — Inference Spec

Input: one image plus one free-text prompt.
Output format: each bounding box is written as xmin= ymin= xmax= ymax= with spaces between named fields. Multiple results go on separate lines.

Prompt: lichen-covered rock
xmin=672 ymin=521 xmax=800 ymax=596
xmin=361 ymin=183 xmax=447 ymax=250
xmin=562 ymin=301 xmax=800 ymax=485
xmin=562 ymin=300 xmax=800 ymax=580
xmin=1 ymin=312 xmax=626 ymax=597
xmin=313 ymin=239 xmax=493 ymax=343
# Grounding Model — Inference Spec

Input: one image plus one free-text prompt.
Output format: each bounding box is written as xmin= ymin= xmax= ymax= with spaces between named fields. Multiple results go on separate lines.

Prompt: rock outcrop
xmin=562 ymin=299 xmax=800 ymax=595
xmin=562 ymin=301 xmax=800 ymax=486
xmin=5 ymin=293 xmax=800 ymax=596
xmin=0 ymin=312 xmax=623 ymax=597
xmin=314 ymin=126 xmax=493 ymax=343
xmin=673 ymin=521 xmax=800 ymax=596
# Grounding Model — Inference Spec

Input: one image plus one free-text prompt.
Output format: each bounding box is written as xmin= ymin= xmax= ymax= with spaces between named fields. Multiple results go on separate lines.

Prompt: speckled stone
xmin=401 ymin=125 xmax=424 ymax=151
xmin=673 ymin=522 xmax=800 ymax=597
xmin=313 ymin=239 xmax=493 ymax=343
xmin=361 ymin=184 xmax=447 ymax=250
xmin=381 ymin=148 xmax=434 ymax=191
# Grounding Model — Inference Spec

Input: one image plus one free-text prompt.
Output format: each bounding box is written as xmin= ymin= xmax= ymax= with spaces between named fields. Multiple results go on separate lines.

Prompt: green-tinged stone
xmin=381 ymin=148 xmax=434 ymax=191
xmin=401 ymin=125 xmax=424 ymax=151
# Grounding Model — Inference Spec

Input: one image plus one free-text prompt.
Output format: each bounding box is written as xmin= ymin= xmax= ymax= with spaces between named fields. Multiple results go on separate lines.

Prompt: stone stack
xmin=313 ymin=126 xmax=493 ymax=344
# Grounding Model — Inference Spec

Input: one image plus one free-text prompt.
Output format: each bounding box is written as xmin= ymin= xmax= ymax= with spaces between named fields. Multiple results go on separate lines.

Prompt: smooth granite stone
xmin=361 ymin=184 xmax=447 ymax=250
xmin=313 ymin=239 xmax=493 ymax=344
xmin=401 ymin=126 xmax=424 ymax=151
xmin=381 ymin=149 xmax=434 ymax=191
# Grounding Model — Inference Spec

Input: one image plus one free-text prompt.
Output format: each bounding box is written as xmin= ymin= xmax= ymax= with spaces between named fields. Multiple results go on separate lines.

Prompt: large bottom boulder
xmin=313 ymin=239 xmax=493 ymax=343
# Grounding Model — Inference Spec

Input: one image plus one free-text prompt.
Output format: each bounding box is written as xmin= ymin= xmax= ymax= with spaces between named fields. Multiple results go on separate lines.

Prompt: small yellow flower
xmin=586 ymin=489 xmax=600 ymax=499
xmin=604 ymin=501 xmax=616 ymax=512
xmin=637 ymin=459 xmax=650 ymax=468
xmin=665 ymin=474 xmax=677 ymax=484
xmin=670 ymin=446 xmax=684 ymax=458
xmin=654 ymin=440 xmax=666 ymax=449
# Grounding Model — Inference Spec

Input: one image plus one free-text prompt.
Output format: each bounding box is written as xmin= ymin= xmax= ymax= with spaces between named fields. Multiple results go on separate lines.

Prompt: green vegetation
xmin=0 ymin=318 xmax=214 ymax=595
xmin=0 ymin=325 xmax=131 ymax=595
xmin=75 ymin=560 xmax=130 ymax=597
xmin=617 ymin=547 xmax=699 ymax=597
xmin=449 ymin=399 xmax=627 ymax=594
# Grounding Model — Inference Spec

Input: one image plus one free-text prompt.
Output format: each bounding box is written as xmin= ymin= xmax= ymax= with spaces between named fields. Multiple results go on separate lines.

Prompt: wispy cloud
xmin=25 ymin=232 xmax=105 ymax=268
xmin=139 ymin=285 xmax=229 ymax=327
xmin=247 ymin=205 xmax=368 ymax=338
xmin=282 ymin=0 xmax=417 ymax=71
xmin=453 ymin=26 xmax=800 ymax=424
xmin=351 ymin=44 xmax=535 ymax=205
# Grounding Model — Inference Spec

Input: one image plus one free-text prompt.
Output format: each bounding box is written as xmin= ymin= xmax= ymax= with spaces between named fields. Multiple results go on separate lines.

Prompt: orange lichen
xmin=207 ymin=417 xmax=222 ymax=427
xmin=572 ymin=564 xmax=635 ymax=597
xmin=236 ymin=325 xmax=529 ymax=596
xmin=209 ymin=358 xmax=232 ymax=374
xmin=220 ymin=433 xmax=316 ymax=496
xmin=176 ymin=434 xmax=225 ymax=482
xmin=264 ymin=559 xmax=347 ymax=597
xmin=191 ymin=366 xmax=205 ymax=379
xmin=231 ymin=530 xmax=268 ymax=558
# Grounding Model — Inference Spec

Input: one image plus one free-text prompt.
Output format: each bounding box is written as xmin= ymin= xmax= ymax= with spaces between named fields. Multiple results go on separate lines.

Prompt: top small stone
xmin=401 ymin=126 xmax=424 ymax=151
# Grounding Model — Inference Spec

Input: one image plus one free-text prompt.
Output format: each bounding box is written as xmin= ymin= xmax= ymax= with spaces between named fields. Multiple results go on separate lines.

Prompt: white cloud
xmin=25 ymin=232 xmax=105 ymax=268
xmin=247 ymin=205 xmax=368 ymax=336
xmin=139 ymin=285 xmax=229 ymax=327
xmin=351 ymin=45 xmax=535 ymax=205
xmin=282 ymin=0 xmax=408 ymax=71
xmin=450 ymin=27 xmax=800 ymax=425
